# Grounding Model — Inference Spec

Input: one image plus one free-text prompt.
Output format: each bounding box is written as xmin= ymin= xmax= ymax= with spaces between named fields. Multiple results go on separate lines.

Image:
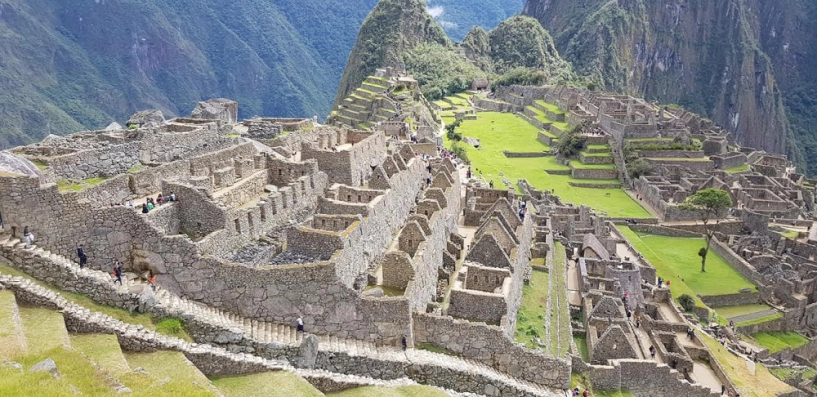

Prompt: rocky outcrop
xmin=191 ymin=99 xmax=239 ymax=123
xmin=523 ymin=0 xmax=790 ymax=156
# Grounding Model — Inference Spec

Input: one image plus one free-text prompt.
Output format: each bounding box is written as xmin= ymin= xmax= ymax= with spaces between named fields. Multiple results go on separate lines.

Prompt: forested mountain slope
xmin=522 ymin=0 xmax=817 ymax=174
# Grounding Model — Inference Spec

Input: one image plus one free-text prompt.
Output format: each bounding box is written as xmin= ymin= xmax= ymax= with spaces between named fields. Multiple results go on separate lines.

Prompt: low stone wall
xmin=628 ymin=224 xmax=701 ymax=238
xmin=412 ymin=313 xmax=571 ymax=389
xmin=471 ymin=97 xmax=517 ymax=113
xmin=570 ymin=167 xmax=618 ymax=180
xmin=699 ymin=292 xmax=760 ymax=308
xmin=637 ymin=150 xmax=705 ymax=158
xmin=503 ymin=151 xmax=549 ymax=158
xmin=585 ymin=359 xmax=719 ymax=397
xmin=568 ymin=182 xmax=622 ymax=189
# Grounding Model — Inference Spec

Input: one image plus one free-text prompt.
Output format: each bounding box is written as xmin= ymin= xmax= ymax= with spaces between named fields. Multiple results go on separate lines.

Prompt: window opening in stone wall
xmin=247 ymin=213 xmax=254 ymax=230
xmin=347 ymin=195 xmax=352 ymax=201
xmin=260 ymin=207 xmax=266 ymax=221
xmin=234 ymin=219 xmax=241 ymax=233
xmin=357 ymin=195 xmax=361 ymax=202
xmin=278 ymin=169 xmax=283 ymax=176
xmin=282 ymin=197 xmax=288 ymax=209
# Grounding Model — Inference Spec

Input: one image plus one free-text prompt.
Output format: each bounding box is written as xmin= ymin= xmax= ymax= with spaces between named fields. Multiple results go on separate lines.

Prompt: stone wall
xmin=627 ymin=224 xmax=701 ymax=238
xmin=584 ymin=359 xmax=718 ymax=397
xmin=46 ymin=142 xmax=141 ymax=180
xmin=301 ymin=131 xmax=386 ymax=186
xmin=448 ymin=288 xmax=508 ymax=325
xmin=571 ymin=167 xmax=619 ymax=180
xmin=699 ymin=292 xmax=760 ymax=308
xmin=412 ymin=313 xmax=571 ymax=389
xmin=712 ymin=152 xmax=748 ymax=170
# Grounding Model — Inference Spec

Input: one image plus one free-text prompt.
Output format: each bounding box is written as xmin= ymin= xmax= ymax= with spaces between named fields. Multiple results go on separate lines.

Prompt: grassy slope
xmin=750 ymin=332 xmax=809 ymax=353
xmin=449 ymin=112 xmax=651 ymax=218
xmin=618 ymin=227 xmax=755 ymax=304
xmin=700 ymin=331 xmax=793 ymax=396
xmin=211 ymin=371 xmax=324 ymax=397
xmin=515 ymin=269 xmax=549 ymax=348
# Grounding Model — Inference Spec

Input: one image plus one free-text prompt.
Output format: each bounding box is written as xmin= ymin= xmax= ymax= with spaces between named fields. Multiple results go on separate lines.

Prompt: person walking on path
xmin=113 ymin=263 xmax=123 ymax=285
xmin=649 ymin=345 xmax=656 ymax=359
xmin=23 ymin=227 xmax=35 ymax=249
xmin=77 ymin=245 xmax=87 ymax=268
xmin=296 ymin=316 xmax=304 ymax=333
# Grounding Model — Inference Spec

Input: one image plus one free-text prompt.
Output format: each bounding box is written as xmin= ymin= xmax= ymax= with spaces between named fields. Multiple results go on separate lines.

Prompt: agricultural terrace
xmin=445 ymin=111 xmax=651 ymax=218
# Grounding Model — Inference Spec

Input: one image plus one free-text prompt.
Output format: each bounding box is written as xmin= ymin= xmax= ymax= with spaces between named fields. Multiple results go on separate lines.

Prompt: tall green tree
xmin=679 ymin=188 xmax=733 ymax=272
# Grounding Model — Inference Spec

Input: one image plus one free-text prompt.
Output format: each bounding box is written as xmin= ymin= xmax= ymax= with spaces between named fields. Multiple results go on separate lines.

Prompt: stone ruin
xmin=0 ymin=99 xmax=579 ymax=395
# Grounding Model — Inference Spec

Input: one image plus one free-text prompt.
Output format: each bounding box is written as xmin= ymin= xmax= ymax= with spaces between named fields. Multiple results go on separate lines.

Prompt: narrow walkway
xmin=692 ymin=361 xmax=723 ymax=393
xmin=566 ymin=259 xmax=581 ymax=306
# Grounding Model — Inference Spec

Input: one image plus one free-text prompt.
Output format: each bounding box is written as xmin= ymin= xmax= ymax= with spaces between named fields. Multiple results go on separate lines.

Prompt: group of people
xmin=570 ymin=387 xmax=591 ymax=397
xmin=140 ymin=192 xmax=176 ymax=214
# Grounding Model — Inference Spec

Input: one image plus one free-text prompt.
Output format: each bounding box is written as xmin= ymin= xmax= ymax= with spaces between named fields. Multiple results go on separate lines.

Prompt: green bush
xmin=556 ymin=129 xmax=587 ymax=158
xmin=627 ymin=158 xmax=653 ymax=178
xmin=155 ymin=318 xmax=187 ymax=338
xmin=678 ymin=294 xmax=696 ymax=312
xmin=451 ymin=142 xmax=469 ymax=163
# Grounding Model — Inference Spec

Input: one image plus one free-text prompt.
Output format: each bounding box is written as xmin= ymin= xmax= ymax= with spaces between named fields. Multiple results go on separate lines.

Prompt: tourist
xmin=401 ymin=335 xmax=407 ymax=351
xmin=658 ymin=277 xmax=663 ymax=288
xmin=626 ymin=310 xmax=632 ymax=323
xmin=582 ymin=390 xmax=589 ymax=397
xmin=489 ymin=180 xmax=494 ymax=189
xmin=147 ymin=200 xmax=155 ymax=211
xmin=729 ymin=320 xmax=734 ymax=329
xmin=141 ymin=204 xmax=149 ymax=214
xmin=296 ymin=316 xmax=304 ymax=332
xmin=77 ymin=245 xmax=87 ymax=268
xmin=157 ymin=194 xmax=164 ymax=205
xmin=466 ymin=167 xmax=472 ymax=179
xmin=666 ymin=280 xmax=671 ymax=288
xmin=721 ymin=384 xmax=726 ymax=395
xmin=169 ymin=192 xmax=176 ymax=202
xmin=23 ymin=227 xmax=34 ymax=249
xmin=113 ymin=263 xmax=122 ymax=285
xmin=127 ymin=199 xmax=134 ymax=208
xmin=148 ymin=273 xmax=157 ymax=291
xmin=426 ymin=177 xmax=431 ymax=186
xmin=572 ymin=387 xmax=579 ymax=396
xmin=649 ymin=345 xmax=656 ymax=359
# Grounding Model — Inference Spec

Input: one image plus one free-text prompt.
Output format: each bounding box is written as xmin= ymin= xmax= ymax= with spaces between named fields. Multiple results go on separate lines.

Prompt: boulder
xmin=297 ymin=334 xmax=319 ymax=369
xmin=127 ymin=110 xmax=165 ymax=129
xmin=0 ymin=151 xmax=46 ymax=182
xmin=29 ymin=358 xmax=60 ymax=378
xmin=191 ymin=98 xmax=238 ymax=123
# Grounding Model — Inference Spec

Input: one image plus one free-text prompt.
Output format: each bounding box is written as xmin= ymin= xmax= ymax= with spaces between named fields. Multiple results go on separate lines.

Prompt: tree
xmin=445 ymin=120 xmax=462 ymax=141
xmin=556 ymin=122 xmax=589 ymax=158
xmin=679 ymin=189 xmax=733 ymax=272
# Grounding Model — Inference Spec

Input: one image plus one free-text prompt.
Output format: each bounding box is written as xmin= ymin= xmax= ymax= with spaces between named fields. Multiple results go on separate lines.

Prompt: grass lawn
xmin=535 ymin=100 xmax=565 ymax=114
xmin=700 ymin=331 xmax=794 ymax=397
xmin=750 ymin=332 xmax=810 ymax=353
xmin=574 ymin=335 xmax=590 ymax=362
xmin=725 ymin=164 xmax=751 ymax=173
xmin=715 ymin=304 xmax=772 ymax=320
xmin=449 ymin=112 xmax=651 ymax=218
xmin=515 ymin=269 xmax=549 ymax=349
xmin=779 ymin=229 xmax=801 ymax=240
xmin=327 ymin=385 xmax=450 ymax=397
xmin=550 ymin=242 xmax=571 ymax=358
xmin=212 ymin=371 xmax=323 ymax=397
xmin=618 ymin=227 xmax=755 ymax=306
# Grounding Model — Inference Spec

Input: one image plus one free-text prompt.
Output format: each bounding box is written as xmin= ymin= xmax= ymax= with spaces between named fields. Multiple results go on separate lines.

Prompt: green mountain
xmin=426 ymin=0 xmax=524 ymax=41
xmin=521 ymin=0 xmax=812 ymax=171
xmin=0 ymin=0 xmax=378 ymax=149
xmin=336 ymin=0 xmax=577 ymax=105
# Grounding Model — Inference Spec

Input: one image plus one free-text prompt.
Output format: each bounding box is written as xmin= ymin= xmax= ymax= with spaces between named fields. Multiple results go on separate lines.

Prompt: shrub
xmin=556 ymin=130 xmax=587 ymax=158
xmin=678 ymin=294 xmax=696 ymax=312
xmin=155 ymin=318 xmax=186 ymax=338
xmin=451 ymin=142 xmax=469 ymax=162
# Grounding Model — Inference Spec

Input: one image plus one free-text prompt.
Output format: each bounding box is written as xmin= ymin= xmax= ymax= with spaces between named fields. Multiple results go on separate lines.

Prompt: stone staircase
xmin=0 ymin=232 xmax=563 ymax=396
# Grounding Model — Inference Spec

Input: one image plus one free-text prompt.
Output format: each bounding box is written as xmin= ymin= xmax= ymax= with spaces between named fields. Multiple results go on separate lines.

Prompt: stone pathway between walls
xmin=727 ymin=308 xmax=779 ymax=324
xmin=0 ymin=233 xmax=562 ymax=397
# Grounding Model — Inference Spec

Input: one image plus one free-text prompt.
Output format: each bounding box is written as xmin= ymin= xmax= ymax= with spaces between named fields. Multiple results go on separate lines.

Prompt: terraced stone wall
xmin=412 ymin=313 xmax=571 ymax=389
